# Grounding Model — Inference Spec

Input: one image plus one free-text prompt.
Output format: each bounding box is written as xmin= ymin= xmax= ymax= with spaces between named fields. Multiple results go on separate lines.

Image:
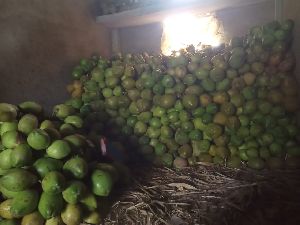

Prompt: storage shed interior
xmin=0 ymin=1 xmax=300 ymax=224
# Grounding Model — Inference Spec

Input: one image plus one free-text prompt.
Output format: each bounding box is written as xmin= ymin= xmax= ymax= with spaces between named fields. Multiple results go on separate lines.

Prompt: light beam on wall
xmin=161 ymin=13 xmax=223 ymax=55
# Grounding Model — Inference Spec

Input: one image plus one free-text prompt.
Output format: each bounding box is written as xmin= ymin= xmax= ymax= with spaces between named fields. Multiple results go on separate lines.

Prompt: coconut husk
xmin=104 ymin=163 xmax=300 ymax=225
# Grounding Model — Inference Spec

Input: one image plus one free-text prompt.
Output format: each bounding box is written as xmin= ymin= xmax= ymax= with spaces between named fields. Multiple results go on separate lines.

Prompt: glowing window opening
xmin=161 ymin=13 xmax=224 ymax=55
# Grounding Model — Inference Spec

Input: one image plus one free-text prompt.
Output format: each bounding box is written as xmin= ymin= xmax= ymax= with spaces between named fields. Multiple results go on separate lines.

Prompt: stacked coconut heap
xmin=67 ymin=19 xmax=300 ymax=170
xmin=0 ymin=102 xmax=129 ymax=225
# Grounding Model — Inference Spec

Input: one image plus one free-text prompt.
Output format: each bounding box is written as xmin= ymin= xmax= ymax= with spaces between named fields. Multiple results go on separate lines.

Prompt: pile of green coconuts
xmin=0 ymin=102 xmax=128 ymax=225
xmin=68 ymin=19 xmax=300 ymax=170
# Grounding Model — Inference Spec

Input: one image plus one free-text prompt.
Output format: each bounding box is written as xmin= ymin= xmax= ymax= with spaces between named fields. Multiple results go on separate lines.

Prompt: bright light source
xmin=161 ymin=14 xmax=223 ymax=55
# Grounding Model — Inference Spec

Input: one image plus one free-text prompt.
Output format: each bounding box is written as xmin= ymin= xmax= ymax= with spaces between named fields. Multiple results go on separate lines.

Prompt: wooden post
xmin=275 ymin=0 xmax=283 ymax=21
xmin=112 ymin=28 xmax=121 ymax=54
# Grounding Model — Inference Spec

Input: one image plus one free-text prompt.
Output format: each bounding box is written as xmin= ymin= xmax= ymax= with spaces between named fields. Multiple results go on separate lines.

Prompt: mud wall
xmin=0 ymin=0 xmax=111 ymax=111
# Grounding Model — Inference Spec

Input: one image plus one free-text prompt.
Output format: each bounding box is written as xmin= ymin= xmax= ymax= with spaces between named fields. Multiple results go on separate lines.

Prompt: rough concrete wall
xmin=120 ymin=23 xmax=163 ymax=54
xmin=0 ymin=0 xmax=111 ymax=112
xmin=283 ymin=0 xmax=300 ymax=80
xmin=119 ymin=1 xmax=275 ymax=54
xmin=217 ymin=1 xmax=275 ymax=38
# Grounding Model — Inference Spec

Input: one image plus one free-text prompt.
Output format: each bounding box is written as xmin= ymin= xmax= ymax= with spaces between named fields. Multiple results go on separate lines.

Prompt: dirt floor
xmin=104 ymin=164 xmax=300 ymax=225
